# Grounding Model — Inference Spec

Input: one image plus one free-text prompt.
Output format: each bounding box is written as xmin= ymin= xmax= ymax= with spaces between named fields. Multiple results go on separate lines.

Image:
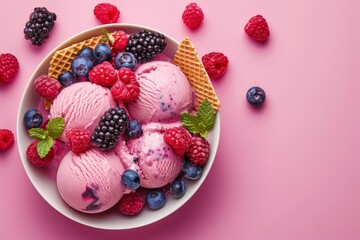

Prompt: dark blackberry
xmin=91 ymin=107 xmax=129 ymax=151
xmin=23 ymin=7 xmax=57 ymax=46
xmin=125 ymin=30 xmax=167 ymax=63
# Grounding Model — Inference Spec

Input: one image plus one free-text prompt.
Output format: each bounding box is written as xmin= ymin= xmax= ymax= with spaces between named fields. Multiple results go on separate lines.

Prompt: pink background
xmin=1 ymin=0 xmax=360 ymax=239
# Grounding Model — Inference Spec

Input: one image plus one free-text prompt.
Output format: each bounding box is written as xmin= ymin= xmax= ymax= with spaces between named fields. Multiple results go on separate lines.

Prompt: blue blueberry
xmin=58 ymin=71 xmax=78 ymax=87
xmin=170 ymin=178 xmax=186 ymax=198
xmin=125 ymin=120 xmax=143 ymax=139
xmin=121 ymin=169 xmax=140 ymax=190
xmin=246 ymin=86 xmax=266 ymax=107
xmin=182 ymin=160 xmax=202 ymax=180
xmin=24 ymin=109 xmax=43 ymax=129
xmin=94 ymin=43 xmax=112 ymax=64
xmin=114 ymin=52 xmax=137 ymax=70
xmin=146 ymin=191 xmax=166 ymax=210
xmin=71 ymin=56 xmax=94 ymax=77
xmin=77 ymin=47 xmax=94 ymax=61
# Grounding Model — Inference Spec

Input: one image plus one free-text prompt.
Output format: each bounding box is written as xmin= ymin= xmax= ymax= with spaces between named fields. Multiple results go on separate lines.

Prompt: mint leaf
xmin=181 ymin=112 xmax=199 ymax=134
xmin=46 ymin=117 xmax=65 ymax=139
xmin=37 ymin=136 xmax=54 ymax=159
xmin=28 ymin=128 xmax=46 ymax=140
xmin=197 ymin=99 xmax=216 ymax=134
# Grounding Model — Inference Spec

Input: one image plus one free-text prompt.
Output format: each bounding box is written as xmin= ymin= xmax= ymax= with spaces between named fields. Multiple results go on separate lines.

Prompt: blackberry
xmin=91 ymin=107 xmax=129 ymax=151
xmin=23 ymin=7 xmax=57 ymax=46
xmin=125 ymin=30 xmax=167 ymax=63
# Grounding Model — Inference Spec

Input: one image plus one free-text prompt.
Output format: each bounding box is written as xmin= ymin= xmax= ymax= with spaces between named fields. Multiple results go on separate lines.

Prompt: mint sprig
xmin=181 ymin=99 xmax=216 ymax=138
xmin=28 ymin=117 xmax=65 ymax=158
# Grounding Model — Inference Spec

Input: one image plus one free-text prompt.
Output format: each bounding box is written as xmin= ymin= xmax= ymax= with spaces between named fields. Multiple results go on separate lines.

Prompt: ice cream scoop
xmin=115 ymin=122 xmax=184 ymax=188
xmin=50 ymin=82 xmax=116 ymax=143
xmin=56 ymin=148 xmax=125 ymax=214
xmin=127 ymin=61 xmax=195 ymax=123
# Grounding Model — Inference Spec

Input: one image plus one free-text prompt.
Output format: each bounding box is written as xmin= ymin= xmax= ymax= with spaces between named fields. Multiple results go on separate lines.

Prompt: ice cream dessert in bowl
xmin=17 ymin=24 xmax=220 ymax=229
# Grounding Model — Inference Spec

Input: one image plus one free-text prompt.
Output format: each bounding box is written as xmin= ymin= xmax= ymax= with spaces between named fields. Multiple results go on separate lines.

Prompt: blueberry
xmin=125 ymin=120 xmax=143 ymax=139
xmin=24 ymin=109 xmax=43 ymax=129
xmin=170 ymin=178 xmax=186 ymax=198
xmin=71 ymin=56 xmax=94 ymax=77
xmin=58 ymin=71 xmax=78 ymax=87
xmin=121 ymin=169 xmax=140 ymax=190
xmin=94 ymin=43 xmax=112 ymax=64
xmin=114 ymin=52 xmax=137 ymax=70
xmin=146 ymin=191 xmax=166 ymax=210
xmin=246 ymin=86 xmax=266 ymax=107
xmin=182 ymin=160 xmax=202 ymax=180
xmin=77 ymin=47 xmax=94 ymax=61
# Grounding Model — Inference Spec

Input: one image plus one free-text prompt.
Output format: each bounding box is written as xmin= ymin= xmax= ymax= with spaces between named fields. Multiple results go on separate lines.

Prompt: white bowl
xmin=16 ymin=23 xmax=220 ymax=230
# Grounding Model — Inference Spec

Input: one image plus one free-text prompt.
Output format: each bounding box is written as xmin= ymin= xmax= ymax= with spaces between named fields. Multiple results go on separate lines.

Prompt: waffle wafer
xmin=173 ymin=37 xmax=220 ymax=111
xmin=48 ymin=35 xmax=104 ymax=78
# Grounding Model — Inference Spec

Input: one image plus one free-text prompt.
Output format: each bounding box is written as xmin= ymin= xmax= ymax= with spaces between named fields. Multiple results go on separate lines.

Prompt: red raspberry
xmin=89 ymin=61 xmax=118 ymax=87
xmin=187 ymin=135 xmax=210 ymax=166
xmin=244 ymin=15 xmax=270 ymax=42
xmin=202 ymin=52 xmax=229 ymax=79
xmin=34 ymin=75 xmax=62 ymax=100
xmin=164 ymin=127 xmax=191 ymax=156
xmin=111 ymin=68 xmax=140 ymax=101
xmin=0 ymin=53 xmax=19 ymax=84
xmin=182 ymin=3 xmax=204 ymax=29
xmin=65 ymin=129 xmax=92 ymax=154
xmin=108 ymin=30 xmax=128 ymax=53
xmin=118 ymin=192 xmax=145 ymax=216
xmin=26 ymin=141 xmax=54 ymax=167
xmin=0 ymin=129 xmax=14 ymax=151
xmin=94 ymin=3 xmax=120 ymax=24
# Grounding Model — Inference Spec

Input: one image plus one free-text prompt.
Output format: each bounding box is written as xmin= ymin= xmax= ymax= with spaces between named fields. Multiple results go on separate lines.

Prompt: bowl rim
xmin=16 ymin=23 xmax=220 ymax=230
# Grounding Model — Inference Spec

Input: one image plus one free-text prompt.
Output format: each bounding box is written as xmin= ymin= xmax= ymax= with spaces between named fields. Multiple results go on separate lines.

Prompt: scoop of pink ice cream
xmin=56 ymin=148 xmax=125 ymax=214
xmin=115 ymin=122 xmax=184 ymax=188
xmin=50 ymin=82 xmax=116 ymax=143
xmin=126 ymin=61 xmax=195 ymax=123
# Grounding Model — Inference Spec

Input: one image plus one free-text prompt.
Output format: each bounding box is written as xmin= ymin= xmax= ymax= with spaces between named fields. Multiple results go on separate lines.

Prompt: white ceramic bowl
xmin=16 ymin=23 xmax=220 ymax=230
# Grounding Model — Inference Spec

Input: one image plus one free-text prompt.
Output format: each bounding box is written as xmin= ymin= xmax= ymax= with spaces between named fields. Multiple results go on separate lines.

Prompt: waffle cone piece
xmin=48 ymin=35 xmax=104 ymax=78
xmin=173 ymin=37 xmax=220 ymax=111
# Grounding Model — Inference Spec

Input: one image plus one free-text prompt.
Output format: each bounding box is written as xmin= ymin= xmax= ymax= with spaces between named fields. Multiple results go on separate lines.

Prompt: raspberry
xmin=0 ymin=53 xmax=19 ymax=84
xmin=118 ymin=192 xmax=145 ymax=216
xmin=182 ymin=3 xmax=204 ymax=29
xmin=202 ymin=52 xmax=229 ymax=79
xmin=0 ymin=129 xmax=14 ymax=151
xmin=26 ymin=141 xmax=54 ymax=167
xmin=164 ymin=127 xmax=191 ymax=156
xmin=108 ymin=30 xmax=128 ymax=53
xmin=34 ymin=75 xmax=62 ymax=100
xmin=244 ymin=15 xmax=270 ymax=42
xmin=89 ymin=61 xmax=118 ymax=87
xmin=187 ymin=135 xmax=210 ymax=166
xmin=111 ymin=68 xmax=140 ymax=101
xmin=66 ymin=129 xmax=92 ymax=154
xmin=94 ymin=3 xmax=120 ymax=24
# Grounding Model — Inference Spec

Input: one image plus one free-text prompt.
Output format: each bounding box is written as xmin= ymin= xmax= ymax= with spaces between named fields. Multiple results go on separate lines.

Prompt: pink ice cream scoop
xmin=50 ymin=82 xmax=116 ymax=143
xmin=115 ymin=122 xmax=184 ymax=188
xmin=127 ymin=61 xmax=195 ymax=123
xmin=56 ymin=148 xmax=125 ymax=214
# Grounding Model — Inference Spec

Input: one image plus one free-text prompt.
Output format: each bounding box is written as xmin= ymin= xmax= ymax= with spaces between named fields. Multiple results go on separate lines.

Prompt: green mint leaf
xmin=200 ymin=130 xmax=208 ymax=138
xmin=28 ymin=128 xmax=46 ymax=140
xmin=181 ymin=112 xmax=199 ymax=134
xmin=197 ymin=99 xmax=216 ymax=133
xmin=37 ymin=136 xmax=54 ymax=159
xmin=46 ymin=117 xmax=65 ymax=139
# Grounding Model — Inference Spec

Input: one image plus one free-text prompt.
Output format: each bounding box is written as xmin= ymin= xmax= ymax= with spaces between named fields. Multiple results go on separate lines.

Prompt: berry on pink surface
xmin=0 ymin=129 xmax=14 ymax=152
xmin=0 ymin=53 xmax=19 ymax=85
xmin=202 ymin=52 xmax=229 ymax=79
xmin=94 ymin=3 xmax=120 ymax=24
xmin=244 ymin=15 xmax=270 ymax=42
xmin=187 ymin=135 xmax=210 ymax=166
xmin=182 ymin=3 xmax=204 ymax=29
